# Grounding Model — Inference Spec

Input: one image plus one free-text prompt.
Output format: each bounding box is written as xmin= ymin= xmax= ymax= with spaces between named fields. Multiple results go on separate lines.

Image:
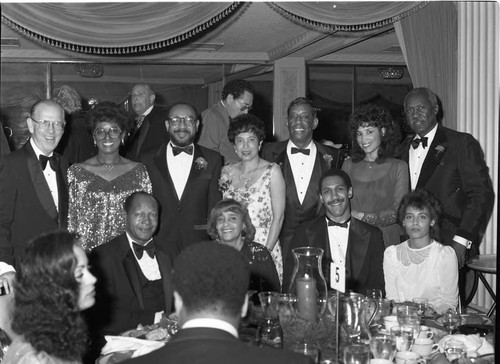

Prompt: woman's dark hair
xmin=397 ymin=189 xmax=443 ymax=240
xmin=207 ymin=199 xmax=256 ymax=244
xmin=348 ymin=104 xmax=401 ymax=163
xmin=227 ymin=114 xmax=266 ymax=143
xmin=11 ymin=231 xmax=88 ymax=361
xmin=87 ymin=101 xmax=132 ymax=133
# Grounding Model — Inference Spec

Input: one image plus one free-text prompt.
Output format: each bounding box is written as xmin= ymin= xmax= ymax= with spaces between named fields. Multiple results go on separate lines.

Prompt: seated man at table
xmin=284 ymin=169 xmax=385 ymax=295
xmin=89 ymin=191 xmax=173 ymax=336
xmin=124 ymin=242 xmax=312 ymax=364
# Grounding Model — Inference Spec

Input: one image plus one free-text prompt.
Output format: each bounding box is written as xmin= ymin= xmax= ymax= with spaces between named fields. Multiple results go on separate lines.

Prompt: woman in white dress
xmin=219 ymin=114 xmax=285 ymax=282
xmin=383 ymin=189 xmax=458 ymax=314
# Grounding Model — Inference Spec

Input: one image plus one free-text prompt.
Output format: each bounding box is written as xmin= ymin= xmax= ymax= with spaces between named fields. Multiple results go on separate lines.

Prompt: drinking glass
xmin=366 ymin=289 xmax=383 ymax=300
xmin=397 ymin=305 xmax=420 ymax=337
xmin=369 ymin=334 xmax=396 ymax=361
xmin=390 ymin=326 xmax=414 ymax=352
xmin=291 ymin=341 xmax=321 ymax=364
xmin=440 ymin=309 xmax=461 ymax=335
xmin=344 ymin=343 xmax=370 ymax=364
xmin=444 ymin=340 xmax=466 ymax=361
xmin=412 ymin=297 xmax=428 ymax=317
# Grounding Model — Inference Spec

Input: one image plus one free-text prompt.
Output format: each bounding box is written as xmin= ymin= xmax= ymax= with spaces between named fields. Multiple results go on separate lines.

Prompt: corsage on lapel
xmin=218 ymin=167 xmax=232 ymax=192
xmin=323 ymin=154 xmax=333 ymax=168
xmin=195 ymin=157 xmax=208 ymax=170
xmin=434 ymin=145 xmax=445 ymax=159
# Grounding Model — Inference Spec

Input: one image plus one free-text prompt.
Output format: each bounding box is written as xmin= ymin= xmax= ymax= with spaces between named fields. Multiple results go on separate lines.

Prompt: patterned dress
xmin=221 ymin=163 xmax=283 ymax=282
xmin=67 ymin=163 xmax=152 ymax=251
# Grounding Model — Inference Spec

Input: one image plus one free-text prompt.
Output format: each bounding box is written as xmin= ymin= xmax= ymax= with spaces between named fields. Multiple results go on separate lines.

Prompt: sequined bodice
xmin=67 ymin=163 xmax=152 ymax=251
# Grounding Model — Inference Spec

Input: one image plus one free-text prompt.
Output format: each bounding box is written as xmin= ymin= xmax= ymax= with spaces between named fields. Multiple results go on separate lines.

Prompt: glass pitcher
xmin=340 ymin=293 xmax=379 ymax=344
xmin=288 ymin=247 xmax=328 ymax=322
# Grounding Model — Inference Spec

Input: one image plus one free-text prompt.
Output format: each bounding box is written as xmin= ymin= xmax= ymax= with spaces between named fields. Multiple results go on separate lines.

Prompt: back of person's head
xmin=221 ymin=79 xmax=255 ymax=100
xmin=12 ymin=231 xmax=87 ymax=361
xmin=319 ymin=168 xmax=352 ymax=190
xmin=173 ymin=242 xmax=250 ymax=318
xmin=52 ymin=85 xmax=82 ymax=114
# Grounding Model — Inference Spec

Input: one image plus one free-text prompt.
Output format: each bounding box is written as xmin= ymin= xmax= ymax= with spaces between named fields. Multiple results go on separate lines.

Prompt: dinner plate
xmin=435 ymin=313 xmax=492 ymax=326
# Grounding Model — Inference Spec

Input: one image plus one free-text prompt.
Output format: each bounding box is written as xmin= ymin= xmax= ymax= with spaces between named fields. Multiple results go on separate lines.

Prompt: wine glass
xmin=440 ymin=309 xmax=461 ymax=335
xmin=412 ymin=297 xmax=428 ymax=317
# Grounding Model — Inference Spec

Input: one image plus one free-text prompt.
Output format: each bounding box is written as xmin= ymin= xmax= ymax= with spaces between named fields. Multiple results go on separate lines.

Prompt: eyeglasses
xmin=235 ymin=99 xmax=252 ymax=112
xmin=94 ymin=127 xmax=122 ymax=139
xmin=30 ymin=117 xmax=65 ymax=130
xmin=288 ymin=113 xmax=312 ymax=123
xmin=168 ymin=116 xmax=196 ymax=127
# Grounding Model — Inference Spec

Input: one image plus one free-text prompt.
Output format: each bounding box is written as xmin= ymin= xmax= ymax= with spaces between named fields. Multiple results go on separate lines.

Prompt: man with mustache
xmin=283 ymin=169 xmax=385 ymax=295
xmin=140 ymin=102 xmax=222 ymax=259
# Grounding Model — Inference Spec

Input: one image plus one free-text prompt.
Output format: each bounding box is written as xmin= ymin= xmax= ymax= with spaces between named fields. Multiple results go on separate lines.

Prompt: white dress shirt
xmin=30 ymin=139 xmax=59 ymax=211
xmin=408 ymin=124 xmax=437 ymax=190
xmin=183 ymin=318 xmax=239 ymax=338
xmin=166 ymin=143 xmax=194 ymax=199
xmin=287 ymin=140 xmax=316 ymax=204
xmin=126 ymin=232 xmax=161 ymax=281
xmin=327 ymin=218 xmax=350 ymax=266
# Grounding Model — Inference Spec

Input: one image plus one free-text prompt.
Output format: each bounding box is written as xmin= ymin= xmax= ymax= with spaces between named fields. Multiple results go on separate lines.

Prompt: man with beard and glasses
xmin=140 ymin=102 xmax=222 ymax=259
xmin=283 ymin=169 xmax=385 ymax=295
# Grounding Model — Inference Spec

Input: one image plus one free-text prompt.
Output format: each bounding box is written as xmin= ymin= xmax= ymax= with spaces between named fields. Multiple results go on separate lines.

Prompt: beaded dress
xmin=221 ymin=163 xmax=283 ymax=282
xmin=383 ymin=240 xmax=459 ymax=314
xmin=67 ymin=163 xmax=152 ymax=251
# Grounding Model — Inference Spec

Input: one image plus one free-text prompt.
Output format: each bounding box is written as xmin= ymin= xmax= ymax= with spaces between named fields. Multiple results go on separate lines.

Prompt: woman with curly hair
xmin=207 ymin=199 xmax=280 ymax=293
xmin=383 ymin=189 xmax=458 ymax=313
xmin=4 ymin=231 xmax=97 ymax=363
xmin=342 ymin=104 xmax=409 ymax=247
xmin=67 ymin=102 xmax=152 ymax=251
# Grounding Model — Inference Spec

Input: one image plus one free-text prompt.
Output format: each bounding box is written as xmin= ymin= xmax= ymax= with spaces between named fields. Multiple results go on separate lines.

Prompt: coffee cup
xmin=412 ymin=337 xmax=439 ymax=358
xmin=384 ymin=315 xmax=399 ymax=332
xmin=395 ymin=351 xmax=425 ymax=364
xmin=418 ymin=325 xmax=434 ymax=339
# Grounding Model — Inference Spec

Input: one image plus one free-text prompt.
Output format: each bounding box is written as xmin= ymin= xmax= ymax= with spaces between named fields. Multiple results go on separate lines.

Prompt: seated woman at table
xmin=67 ymin=102 xmax=152 ymax=251
xmin=383 ymin=189 xmax=458 ymax=314
xmin=208 ymin=199 xmax=280 ymax=293
xmin=4 ymin=231 xmax=97 ymax=363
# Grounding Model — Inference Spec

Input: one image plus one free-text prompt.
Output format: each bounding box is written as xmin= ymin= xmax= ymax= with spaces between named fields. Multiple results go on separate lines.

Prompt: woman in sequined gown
xmin=207 ymin=199 xmax=280 ymax=293
xmin=342 ymin=104 xmax=409 ymax=247
xmin=219 ymin=114 xmax=285 ymax=282
xmin=67 ymin=103 xmax=152 ymax=251
xmin=383 ymin=189 xmax=458 ymax=314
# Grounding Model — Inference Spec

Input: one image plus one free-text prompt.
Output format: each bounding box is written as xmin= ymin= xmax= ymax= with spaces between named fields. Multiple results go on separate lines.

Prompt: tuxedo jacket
xmin=261 ymin=140 xmax=344 ymax=260
xmin=125 ymin=106 xmax=169 ymax=161
xmin=89 ymin=233 xmax=173 ymax=335
xmin=141 ymin=144 xmax=222 ymax=258
xmin=401 ymin=125 xmax=494 ymax=251
xmin=0 ymin=141 xmax=68 ymax=266
xmin=124 ymin=327 xmax=313 ymax=364
xmin=284 ymin=216 xmax=385 ymax=295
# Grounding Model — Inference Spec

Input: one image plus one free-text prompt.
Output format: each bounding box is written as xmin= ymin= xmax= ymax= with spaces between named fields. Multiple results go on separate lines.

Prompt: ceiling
xmin=1 ymin=2 xmax=406 ymax=85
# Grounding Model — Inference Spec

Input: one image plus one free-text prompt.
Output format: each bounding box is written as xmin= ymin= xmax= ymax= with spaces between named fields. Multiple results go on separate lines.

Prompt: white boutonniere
xmin=323 ymin=154 xmax=333 ymax=167
xmin=195 ymin=157 xmax=208 ymax=170
xmin=435 ymin=145 xmax=445 ymax=156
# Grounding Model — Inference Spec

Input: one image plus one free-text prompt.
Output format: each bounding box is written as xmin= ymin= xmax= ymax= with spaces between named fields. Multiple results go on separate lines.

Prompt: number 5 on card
xmin=330 ymin=262 xmax=345 ymax=293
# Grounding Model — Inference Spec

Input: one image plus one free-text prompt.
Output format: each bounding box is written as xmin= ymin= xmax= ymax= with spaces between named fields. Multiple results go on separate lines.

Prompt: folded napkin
xmin=437 ymin=334 xmax=494 ymax=357
xmin=101 ymin=335 xmax=165 ymax=358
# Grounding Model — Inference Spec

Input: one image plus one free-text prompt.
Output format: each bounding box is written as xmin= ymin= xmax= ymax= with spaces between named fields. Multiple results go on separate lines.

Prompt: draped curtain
xmin=1 ymin=2 xmax=240 ymax=54
xmin=394 ymin=2 xmax=458 ymax=128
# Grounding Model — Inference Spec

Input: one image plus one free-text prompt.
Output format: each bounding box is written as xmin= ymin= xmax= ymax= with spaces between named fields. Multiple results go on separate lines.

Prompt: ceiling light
xmin=378 ymin=67 xmax=403 ymax=79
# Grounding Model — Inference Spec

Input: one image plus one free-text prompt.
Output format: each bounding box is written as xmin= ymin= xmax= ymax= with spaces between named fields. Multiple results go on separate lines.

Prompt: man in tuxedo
xmin=261 ymin=97 xmax=344 ymax=263
xmin=199 ymin=79 xmax=254 ymax=164
xmin=141 ymin=102 xmax=222 ymax=259
xmin=90 ymin=192 xmax=173 ymax=336
xmin=125 ymin=83 xmax=168 ymax=160
xmin=124 ymin=242 xmax=312 ymax=364
xmin=283 ymin=169 xmax=385 ymax=295
xmin=0 ymin=100 xmax=68 ymax=271
xmin=401 ymin=88 xmax=494 ymax=267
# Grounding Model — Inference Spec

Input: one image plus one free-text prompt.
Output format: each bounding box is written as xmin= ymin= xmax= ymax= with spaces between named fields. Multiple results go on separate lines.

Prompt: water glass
xmin=344 ymin=343 xmax=371 ymax=364
xmin=369 ymin=334 xmax=396 ymax=361
xmin=441 ymin=309 xmax=461 ymax=335
xmin=390 ymin=326 xmax=414 ymax=352
xmin=412 ymin=297 xmax=428 ymax=317
xmin=444 ymin=340 xmax=466 ymax=361
xmin=292 ymin=341 xmax=321 ymax=364
xmin=397 ymin=305 xmax=420 ymax=337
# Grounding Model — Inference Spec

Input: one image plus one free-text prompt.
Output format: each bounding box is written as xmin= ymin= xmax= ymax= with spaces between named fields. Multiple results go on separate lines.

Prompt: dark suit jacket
xmin=284 ymin=216 xmax=385 ymax=295
xmin=124 ymin=327 xmax=313 ymax=364
xmin=261 ymin=140 xmax=343 ymax=261
xmin=89 ymin=233 xmax=173 ymax=335
xmin=141 ymin=144 xmax=222 ymax=258
xmin=125 ymin=106 xmax=169 ymax=161
xmin=0 ymin=141 xmax=68 ymax=266
xmin=401 ymin=125 xmax=494 ymax=252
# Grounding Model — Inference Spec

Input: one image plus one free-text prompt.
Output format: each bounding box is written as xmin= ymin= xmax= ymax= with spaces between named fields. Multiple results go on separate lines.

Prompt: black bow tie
xmin=172 ymin=145 xmax=194 ymax=156
xmin=411 ymin=137 xmax=428 ymax=149
xmin=133 ymin=242 xmax=155 ymax=259
xmin=327 ymin=218 xmax=350 ymax=228
xmin=291 ymin=147 xmax=310 ymax=155
xmin=39 ymin=154 xmax=59 ymax=171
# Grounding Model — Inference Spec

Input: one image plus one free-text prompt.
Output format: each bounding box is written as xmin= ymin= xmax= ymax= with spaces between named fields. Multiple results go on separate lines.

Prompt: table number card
xmin=330 ymin=262 xmax=345 ymax=293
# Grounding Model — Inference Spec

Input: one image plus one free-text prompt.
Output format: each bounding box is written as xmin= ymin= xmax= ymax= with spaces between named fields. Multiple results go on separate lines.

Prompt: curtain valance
xmin=269 ymin=2 xmax=428 ymax=31
xmin=1 ymin=2 xmax=240 ymax=54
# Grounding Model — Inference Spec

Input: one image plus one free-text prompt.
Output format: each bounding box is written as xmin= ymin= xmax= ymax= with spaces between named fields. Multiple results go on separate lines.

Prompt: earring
xmin=121 ymin=138 xmax=124 ymax=146
xmin=93 ymin=139 xmax=97 ymax=147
